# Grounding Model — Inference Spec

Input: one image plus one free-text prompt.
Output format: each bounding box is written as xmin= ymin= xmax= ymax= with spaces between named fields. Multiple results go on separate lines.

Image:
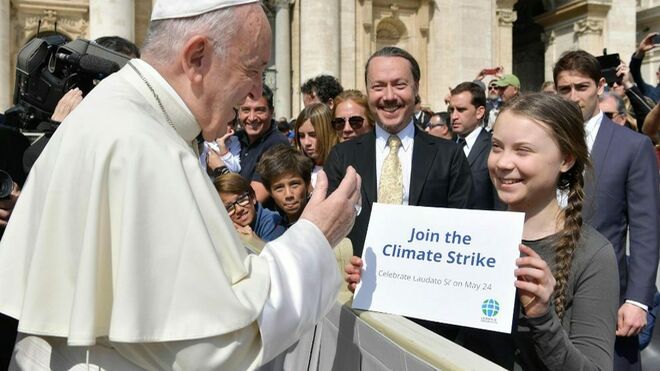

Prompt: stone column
xmin=299 ymin=0 xmax=340 ymax=88
xmin=89 ymin=0 xmax=134 ymax=41
xmin=1 ymin=0 xmax=10 ymax=111
xmin=494 ymin=5 xmax=517 ymax=73
xmin=574 ymin=17 xmax=604 ymax=56
xmin=340 ymin=0 xmax=356 ymax=88
xmin=274 ymin=0 xmax=291 ymax=118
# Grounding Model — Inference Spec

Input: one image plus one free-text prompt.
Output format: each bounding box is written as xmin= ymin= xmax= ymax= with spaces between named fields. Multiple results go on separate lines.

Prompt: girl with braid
xmin=344 ymin=93 xmax=619 ymax=370
xmin=483 ymin=93 xmax=619 ymax=369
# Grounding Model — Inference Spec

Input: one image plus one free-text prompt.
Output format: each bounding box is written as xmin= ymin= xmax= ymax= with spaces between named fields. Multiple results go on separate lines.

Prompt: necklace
xmin=127 ymin=61 xmax=176 ymax=131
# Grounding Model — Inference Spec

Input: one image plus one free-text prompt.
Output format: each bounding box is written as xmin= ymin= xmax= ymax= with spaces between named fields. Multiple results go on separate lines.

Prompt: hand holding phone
xmin=652 ymin=34 xmax=660 ymax=45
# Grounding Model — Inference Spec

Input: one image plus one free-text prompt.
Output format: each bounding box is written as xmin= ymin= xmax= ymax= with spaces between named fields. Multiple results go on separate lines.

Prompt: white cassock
xmin=0 ymin=59 xmax=341 ymax=370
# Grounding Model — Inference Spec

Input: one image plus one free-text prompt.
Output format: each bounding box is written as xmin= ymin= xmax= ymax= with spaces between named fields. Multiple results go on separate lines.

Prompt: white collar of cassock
xmin=128 ymin=59 xmax=201 ymax=144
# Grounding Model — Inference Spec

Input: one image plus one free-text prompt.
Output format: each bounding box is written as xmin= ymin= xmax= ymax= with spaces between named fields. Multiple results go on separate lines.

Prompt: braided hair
xmin=499 ymin=93 xmax=590 ymax=319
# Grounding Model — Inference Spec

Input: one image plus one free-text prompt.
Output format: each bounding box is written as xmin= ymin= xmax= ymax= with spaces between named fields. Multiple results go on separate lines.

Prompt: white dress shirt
xmin=584 ymin=110 xmax=603 ymax=153
xmin=375 ymin=120 xmax=415 ymax=205
xmin=459 ymin=126 xmax=483 ymax=158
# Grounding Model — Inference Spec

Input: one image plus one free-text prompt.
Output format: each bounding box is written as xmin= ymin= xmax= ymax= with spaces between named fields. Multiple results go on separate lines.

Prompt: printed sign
xmin=352 ymin=203 xmax=524 ymax=333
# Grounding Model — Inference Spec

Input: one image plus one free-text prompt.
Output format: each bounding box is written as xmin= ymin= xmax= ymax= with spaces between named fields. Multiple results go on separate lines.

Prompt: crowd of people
xmin=0 ymin=0 xmax=658 ymax=370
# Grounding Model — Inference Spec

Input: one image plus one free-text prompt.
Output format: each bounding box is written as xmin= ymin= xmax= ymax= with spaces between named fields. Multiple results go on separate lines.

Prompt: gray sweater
xmin=457 ymin=225 xmax=619 ymax=371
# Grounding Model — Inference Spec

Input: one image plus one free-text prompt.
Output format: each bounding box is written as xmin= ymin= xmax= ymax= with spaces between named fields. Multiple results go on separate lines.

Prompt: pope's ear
xmin=180 ymin=35 xmax=210 ymax=84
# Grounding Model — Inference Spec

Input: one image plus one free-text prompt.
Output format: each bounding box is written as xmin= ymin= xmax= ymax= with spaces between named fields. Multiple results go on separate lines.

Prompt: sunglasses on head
xmin=332 ymin=116 xmax=365 ymax=131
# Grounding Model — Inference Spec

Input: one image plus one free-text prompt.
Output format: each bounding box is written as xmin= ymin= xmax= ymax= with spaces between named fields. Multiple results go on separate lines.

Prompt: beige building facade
xmin=1 ymin=0 xmax=659 ymax=117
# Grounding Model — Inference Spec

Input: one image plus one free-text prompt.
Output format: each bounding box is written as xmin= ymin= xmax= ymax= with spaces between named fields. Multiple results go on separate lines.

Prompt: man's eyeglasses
xmin=332 ymin=116 xmax=365 ymax=131
xmin=224 ymin=192 xmax=251 ymax=216
xmin=488 ymin=85 xmax=498 ymax=91
xmin=427 ymin=122 xmax=446 ymax=129
xmin=603 ymin=111 xmax=624 ymax=119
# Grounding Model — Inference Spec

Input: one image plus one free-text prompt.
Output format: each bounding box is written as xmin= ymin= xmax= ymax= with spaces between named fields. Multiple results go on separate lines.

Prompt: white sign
xmin=352 ymin=203 xmax=524 ymax=333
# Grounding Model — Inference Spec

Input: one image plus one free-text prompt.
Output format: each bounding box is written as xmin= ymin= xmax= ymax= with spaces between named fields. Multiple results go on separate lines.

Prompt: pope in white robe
xmin=0 ymin=1 xmax=361 ymax=369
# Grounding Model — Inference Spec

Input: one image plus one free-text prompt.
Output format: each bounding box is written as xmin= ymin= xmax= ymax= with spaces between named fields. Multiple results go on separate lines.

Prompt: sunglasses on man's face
xmin=488 ymin=85 xmax=498 ymax=90
xmin=603 ymin=111 xmax=623 ymax=120
xmin=332 ymin=116 xmax=365 ymax=131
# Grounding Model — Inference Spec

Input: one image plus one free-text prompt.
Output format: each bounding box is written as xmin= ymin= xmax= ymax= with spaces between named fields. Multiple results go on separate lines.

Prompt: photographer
xmin=630 ymin=32 xmax=660 ymax=103
xmin=611 ymin=61 xmax=655 ymax=132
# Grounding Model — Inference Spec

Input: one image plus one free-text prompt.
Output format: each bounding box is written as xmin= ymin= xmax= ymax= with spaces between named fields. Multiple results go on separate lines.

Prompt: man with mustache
xmin=324 ymin=47 xmax=473 ymax=258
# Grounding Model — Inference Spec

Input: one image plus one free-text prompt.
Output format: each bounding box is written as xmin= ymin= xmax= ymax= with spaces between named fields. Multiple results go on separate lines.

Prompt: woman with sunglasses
xmin=332 ymin=90 xmax=375 ymax=142
xmin=213 ymin=173 xmax=285 ymax=242
xmin=294 ymin=103 xmax=339 ymax=187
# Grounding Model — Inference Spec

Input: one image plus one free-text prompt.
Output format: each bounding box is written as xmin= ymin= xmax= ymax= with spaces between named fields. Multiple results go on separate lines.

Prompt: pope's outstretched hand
xmin=301 ymin=166 xmax=361 ymax=247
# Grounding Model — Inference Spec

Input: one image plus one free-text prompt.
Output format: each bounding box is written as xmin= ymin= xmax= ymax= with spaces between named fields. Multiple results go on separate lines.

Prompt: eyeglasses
xmin=224 ymin=192 xmax=252 ymax=216
xmin=488 ymin=85 xmax=498 ymax=91
xmin=426 ymin=123 xmax=446 ymax=129
xmin=603 ymin=111 xmax=623 ymax=119
xmin=332 ymin=116 xmax=365 ymax=131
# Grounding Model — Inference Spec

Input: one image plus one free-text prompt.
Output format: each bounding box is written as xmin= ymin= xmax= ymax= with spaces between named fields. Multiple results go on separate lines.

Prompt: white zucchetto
xmin=151 ymin=0 xmax=259 ymax=21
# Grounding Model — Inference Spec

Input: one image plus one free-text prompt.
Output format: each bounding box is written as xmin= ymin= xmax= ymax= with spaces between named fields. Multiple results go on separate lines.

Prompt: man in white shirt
xmin=0 ymin=1 xmax=361 ymax=369
xmin=324 ymin=46 xmax=472 ymax=258
xmin=554 ymin=49 xmax=659 ymax=371
xmin=448 ymin=82 xmax=504 ymax=210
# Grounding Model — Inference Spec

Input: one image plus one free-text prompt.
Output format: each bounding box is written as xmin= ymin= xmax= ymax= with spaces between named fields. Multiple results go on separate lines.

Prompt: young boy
xmin=257 ymin=145 xmax=314 ymax=226
xmin=213 ymin=173 xmax=285 ymax=242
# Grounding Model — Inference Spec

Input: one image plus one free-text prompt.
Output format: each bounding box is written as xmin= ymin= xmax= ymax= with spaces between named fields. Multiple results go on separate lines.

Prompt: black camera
xmin=5 ymin=35 xmax=130 ymax=131
xmin=0 ymin=170 xmax=13 ymax=200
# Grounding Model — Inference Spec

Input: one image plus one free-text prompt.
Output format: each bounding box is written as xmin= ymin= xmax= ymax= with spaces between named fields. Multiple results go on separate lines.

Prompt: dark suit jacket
xmin=325 ymin=127 xmax=473 ymax=257
xmin=584 ymin=116 xmax=660 ymax=307
xmin=464 ymin=128 xmax=505 ymax=211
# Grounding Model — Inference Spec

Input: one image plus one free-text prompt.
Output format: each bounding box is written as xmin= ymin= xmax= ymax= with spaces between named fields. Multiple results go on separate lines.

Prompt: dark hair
xmin=498 ymin=93 xmax=590 ymax=319
xmin=256 ymin=144 xmax=314 ymax=190
xmin=262 ymin=84 xmax=274 ymax=110
xmin=277 ymin=120 xmax=291 ymax=133
xmin=95 ymin=36 xmax=140 ymax=58
xmin=450 ymin=82 xmax=487 ymax=109
xmin=553 ymin=50 xmax=602 ymax=85
xmin=431 ymin=112 xmax=450 ymax=125
xmin=300 ymin=75 xmax=344 ymax=105
xmin=364 ymin=47 xmax=420 ymax=87
xmin=213 ymin=173 xmax=255 ymax=199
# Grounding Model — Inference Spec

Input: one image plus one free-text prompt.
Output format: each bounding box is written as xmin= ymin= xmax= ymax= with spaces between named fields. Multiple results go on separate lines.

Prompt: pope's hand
xmin=301 ymin=166 xmax=361 ymax=247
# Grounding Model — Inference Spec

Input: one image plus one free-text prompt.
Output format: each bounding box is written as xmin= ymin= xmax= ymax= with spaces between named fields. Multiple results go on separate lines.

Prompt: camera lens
xmin=0 ymin=170 xmax=14 ymax=199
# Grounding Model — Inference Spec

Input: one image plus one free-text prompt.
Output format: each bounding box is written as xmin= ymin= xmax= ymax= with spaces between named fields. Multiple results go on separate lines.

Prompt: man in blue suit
xmin=554 ymin=50 xmax=660 ymax=371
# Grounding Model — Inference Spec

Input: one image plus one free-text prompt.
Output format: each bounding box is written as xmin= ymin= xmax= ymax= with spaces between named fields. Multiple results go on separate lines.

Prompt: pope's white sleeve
xmin=256 ymin=219 xmax=342 ymax=364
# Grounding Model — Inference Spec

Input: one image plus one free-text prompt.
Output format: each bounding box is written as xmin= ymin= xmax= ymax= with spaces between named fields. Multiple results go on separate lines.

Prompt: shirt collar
xmin=375 ymin=119 xmax=415 ymax=152
xmin=585 ymin=110 xmax=603 ymax=152
xmin=460 ymin=126 xmax=482 ymax=152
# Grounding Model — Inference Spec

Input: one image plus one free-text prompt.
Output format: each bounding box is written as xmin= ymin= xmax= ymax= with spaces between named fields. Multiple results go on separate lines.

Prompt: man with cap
xmin=494 ymin=73 xmax=521 ymax=103
xmin=0 ymin=1 xmax=361 ymax=370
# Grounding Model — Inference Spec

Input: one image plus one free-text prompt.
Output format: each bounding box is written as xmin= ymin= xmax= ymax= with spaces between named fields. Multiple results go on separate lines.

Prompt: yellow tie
xmin=378 ymin=135 xmax=403 ymax=204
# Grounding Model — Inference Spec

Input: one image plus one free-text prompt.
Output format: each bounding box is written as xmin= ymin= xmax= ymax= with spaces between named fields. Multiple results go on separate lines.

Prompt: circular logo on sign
xmin=481 ymin=299 xmax=500 ymax=317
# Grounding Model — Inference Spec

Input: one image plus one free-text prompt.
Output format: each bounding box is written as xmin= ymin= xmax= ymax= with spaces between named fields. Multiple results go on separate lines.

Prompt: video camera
xmin=4 ymin=35 xmax=130 ymax=131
